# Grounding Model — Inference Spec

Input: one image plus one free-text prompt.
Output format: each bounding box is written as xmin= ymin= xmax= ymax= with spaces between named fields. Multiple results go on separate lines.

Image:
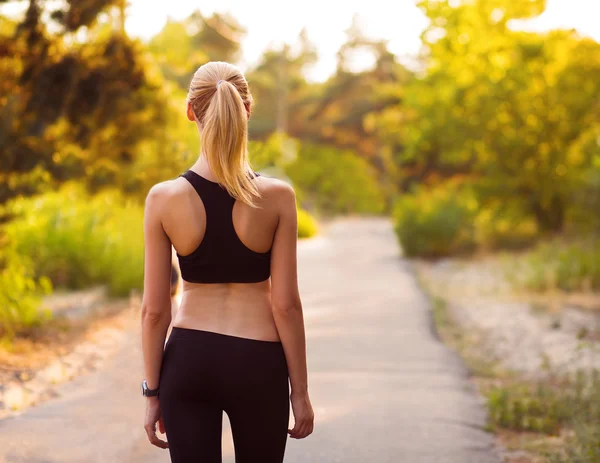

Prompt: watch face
xmin=141 ymin=380 xmax=147 ymax=396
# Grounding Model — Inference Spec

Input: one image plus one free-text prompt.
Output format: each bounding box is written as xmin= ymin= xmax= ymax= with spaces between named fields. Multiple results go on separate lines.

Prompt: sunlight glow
xmin=124 ymin=0 xmax=600 ymax=81
xmin=2 ymin=0 xmax=598 ymax=82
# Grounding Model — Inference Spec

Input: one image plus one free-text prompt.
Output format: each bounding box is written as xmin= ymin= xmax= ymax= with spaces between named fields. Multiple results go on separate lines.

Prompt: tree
xmin=301 ymin=16 xmax=412 ymax=171
xmin=0 ymin=0 xmax=170 ymax=202
xmin=396 ymin=0 xmax=600 ymax=232
xmin=148 ymin=11 xmax=245 ymax=91
xmin=246 ymin=28 xmax=318 ymax=139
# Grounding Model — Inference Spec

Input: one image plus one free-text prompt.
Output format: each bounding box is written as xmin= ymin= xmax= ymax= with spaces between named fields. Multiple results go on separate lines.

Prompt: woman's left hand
xmin=144 ymin=397 xmax=169 ymax=449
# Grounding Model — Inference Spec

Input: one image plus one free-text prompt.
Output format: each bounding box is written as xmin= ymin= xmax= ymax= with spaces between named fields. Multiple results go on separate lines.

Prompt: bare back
xmin=152 ymin=171 xmax=297 ymax=342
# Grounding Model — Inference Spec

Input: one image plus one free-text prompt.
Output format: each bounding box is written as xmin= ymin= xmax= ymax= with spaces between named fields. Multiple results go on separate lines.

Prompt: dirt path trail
xmin=0 ymin=218 xmax=501 ymax=463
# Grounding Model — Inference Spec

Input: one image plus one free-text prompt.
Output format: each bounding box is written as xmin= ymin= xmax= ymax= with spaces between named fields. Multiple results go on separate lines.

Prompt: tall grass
xmin=509 ymin=239 xmax=600 ymax=292
xmin=3 ymin=184 xmax=144 ymax=297
xmin=486 ymin=371 xmax=600 ymax=463
xmin=0 ymin=250 xmax=52 ymax=338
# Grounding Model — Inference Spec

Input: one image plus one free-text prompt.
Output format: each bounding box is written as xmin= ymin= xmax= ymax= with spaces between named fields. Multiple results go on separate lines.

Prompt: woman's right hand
xmin=144 ymin=397 xmax=169 ymax=449
xmin=288 ymin=391 xmax=314 ymax=439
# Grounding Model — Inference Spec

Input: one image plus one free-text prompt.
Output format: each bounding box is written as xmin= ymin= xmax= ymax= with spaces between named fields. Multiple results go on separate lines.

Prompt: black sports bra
xmin=175 ymin=169 xmax=271 ymax=284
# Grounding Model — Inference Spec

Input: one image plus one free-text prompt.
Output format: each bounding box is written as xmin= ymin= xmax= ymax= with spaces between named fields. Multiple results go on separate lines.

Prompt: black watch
xmin=141 ymin=380 xmax=159 ymax=397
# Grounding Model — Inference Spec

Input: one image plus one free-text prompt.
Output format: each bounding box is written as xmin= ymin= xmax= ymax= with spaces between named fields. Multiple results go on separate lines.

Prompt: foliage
xmin=286 ymin=143 xmax=386 ymax=215
xmin=148 ymin=11 xmax=245 ymax=91
xmin=0 ymin=248 xmax=52 ymax=339
xmin=248 ymin=132 xmax=299 ymax=172
xmin=509 ymin=239 xmax=600 ymax=292
xmin=566 ymin=135 xmax=600 ymax=234
xmin=393 ymin=178 xmax=542 ymax=257
xmin=246 ymin=31 xmax=318 ymax=139
xmin=549 ymin=422 xmax=600 ymax=463
xmin=286 ymin=17 xmax=410 ymax=169
xmin=486 ymin=371 xmax=600 ymax=463
xmin=125 ymin=83 xmax=199 ymax=200
xmin=392 ymin=0 xmax=600 ymax=233
xmin=393 ymin=181 xmax=477 ymax=258
xmin=297 ymin=209 xmax=318 ymax=239
xmin=487 ymin=382 xmax=566 ymax=434
xmin=474 ymin=200 xmax=540 ymax=251
xmin=249 ymin=134 xmax=386 ymax=215
xmin=1 ymin=0 xmax=600 ymax=311
xmin=0 ymin=1 xmax=175 ymax=202
xmin=3 ymin=184 xmax=144 ymax=297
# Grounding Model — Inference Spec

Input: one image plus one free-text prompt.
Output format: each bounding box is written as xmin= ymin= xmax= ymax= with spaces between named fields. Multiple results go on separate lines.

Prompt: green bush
xmin=486 ymin=383 xmax=566 ymax=434
xmin=393 ymin=182 xmax=477 ymax=258
xmin=0 ymin=251 xmax=52 ymax=338
xmin=3 ymin=184 xmax=144 ymax=297
xmin=249 ymin=132 xmax=299 ymax=172
xmin=297 ymin=208 xmax=318 ymax=239
xmin=393 ymin=180 xmax=545 ymax=258
xmin=474 ymin=203 xmax=540 ymax=251
xmin=250 ymin=137 xmax=387 ymax=215
xmin=285 ymin=143 xmax=386 ymax=215
xmin=511 ymin=239 xmax=600 ymax=292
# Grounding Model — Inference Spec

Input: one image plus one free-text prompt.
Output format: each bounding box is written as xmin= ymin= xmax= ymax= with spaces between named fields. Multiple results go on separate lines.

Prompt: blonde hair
xmin=187 ymin=61 xmax=260 ymax=207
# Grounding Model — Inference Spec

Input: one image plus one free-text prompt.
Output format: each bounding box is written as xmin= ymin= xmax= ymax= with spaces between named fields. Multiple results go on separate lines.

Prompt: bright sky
xmin=125 ymin=0 xmax=428 ymax=81
xmin=3 ymin=0 xmax=599 ymax=82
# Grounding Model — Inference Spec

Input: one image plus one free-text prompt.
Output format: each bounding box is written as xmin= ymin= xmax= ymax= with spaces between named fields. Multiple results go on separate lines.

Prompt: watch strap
xmin=142 ymin=380 xmax=159 ymax=397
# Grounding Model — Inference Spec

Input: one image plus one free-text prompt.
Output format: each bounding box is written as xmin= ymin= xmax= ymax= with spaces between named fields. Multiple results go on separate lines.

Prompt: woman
xmin=140 ymin=61 xmax=314 ymax=463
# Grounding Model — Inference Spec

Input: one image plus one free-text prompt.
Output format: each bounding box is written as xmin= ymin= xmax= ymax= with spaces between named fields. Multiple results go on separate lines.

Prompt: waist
xmin=168 ymin=326 xmax=283 ymax=346
xmin=173 ymin=281 xmax=279 ymax=342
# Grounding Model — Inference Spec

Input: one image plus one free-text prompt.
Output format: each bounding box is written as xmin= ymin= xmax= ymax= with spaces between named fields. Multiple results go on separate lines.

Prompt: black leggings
xmin=159 ymin=327 xmax=290 ymax=463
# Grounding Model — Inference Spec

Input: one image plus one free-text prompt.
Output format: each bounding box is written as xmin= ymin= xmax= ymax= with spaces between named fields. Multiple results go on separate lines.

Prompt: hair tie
xmin=216 ymin=79 xmax=225 ymax=88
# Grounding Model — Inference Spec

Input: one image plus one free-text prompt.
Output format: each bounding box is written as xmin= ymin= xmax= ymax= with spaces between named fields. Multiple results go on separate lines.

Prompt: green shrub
xmin=249 ymin=132 xmax=298 ymax=171
xmin=511 ymin=239 xmax=600 ymax=292
xmin=393 ymin=182 xmax=477 ymax=258
xmin=297 ymin=208 xmax=318 ymax=238
xmin=486 ymin=383 xmax=566 ymax=434
xmin=474 ymin=203 xmax=540 ymax=251
xmin=250 ymin=137 xmax=387 ymax=215
xmin=285 ymin=143 xmax=386 ymax=215
xmin=393 ymin=180 xmax=545 ymax=257
xmin=0 ymin=250 xmax=52 ymax=338
xmin=3 ymin=184 xmax=144 ymax=297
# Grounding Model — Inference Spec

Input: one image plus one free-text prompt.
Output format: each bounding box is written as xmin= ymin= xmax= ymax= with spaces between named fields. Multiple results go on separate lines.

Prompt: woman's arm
xmin=141 ymin=184 xmax=172 ymax=449
xmin=270 ymin=182 xmax=314 ymax=439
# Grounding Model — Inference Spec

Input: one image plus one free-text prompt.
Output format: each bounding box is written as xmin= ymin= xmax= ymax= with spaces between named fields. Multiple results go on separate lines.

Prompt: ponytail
xmin=187 ymin=62 xmax=260 ymax=207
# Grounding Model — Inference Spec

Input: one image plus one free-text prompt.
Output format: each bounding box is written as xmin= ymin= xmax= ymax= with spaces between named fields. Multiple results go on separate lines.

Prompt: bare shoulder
xmin=145 ymin=178 xmax=188 ymax=210
xmin=256 ymin=175 xmax=296 ymax=205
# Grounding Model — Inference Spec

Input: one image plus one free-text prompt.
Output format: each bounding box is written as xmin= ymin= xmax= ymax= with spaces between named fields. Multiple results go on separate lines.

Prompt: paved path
xmin=0 ymin=218 xmax=501 ymax=463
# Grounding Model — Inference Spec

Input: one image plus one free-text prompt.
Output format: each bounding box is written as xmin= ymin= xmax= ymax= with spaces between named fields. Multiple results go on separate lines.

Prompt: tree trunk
xmin=532 ymin=195 xmax=565 ymax=233
xmin=118 ymin=0 xmax=127 ymax=36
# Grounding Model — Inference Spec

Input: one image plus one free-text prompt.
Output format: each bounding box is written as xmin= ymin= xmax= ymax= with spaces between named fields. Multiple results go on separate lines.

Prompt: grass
xmin=0 ymin=252 xmax=53 ymax=339
xmin=3 ymin=184 xmax=145 ymax=297
xmin=507 ymin=239 xmax=600 ymax=294
xmin=0 ymin=184 xmax=145 ymax=338
xmin=485 ymin=371 xmax=600 ymax=463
